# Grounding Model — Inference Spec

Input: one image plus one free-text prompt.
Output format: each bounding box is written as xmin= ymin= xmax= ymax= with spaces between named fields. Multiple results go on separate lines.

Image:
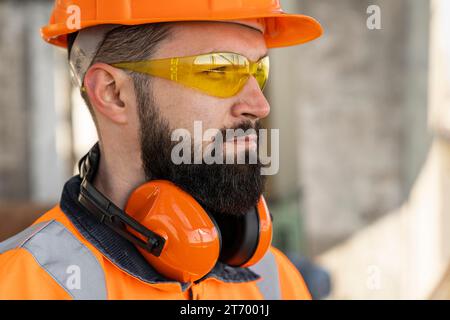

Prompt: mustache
xmin=215 ymin=120 xmax=262 ymax=143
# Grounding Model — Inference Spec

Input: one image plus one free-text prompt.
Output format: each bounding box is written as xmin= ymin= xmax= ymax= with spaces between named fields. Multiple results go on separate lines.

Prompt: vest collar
xmin=60 ymin=176 xmax=260 ymax=292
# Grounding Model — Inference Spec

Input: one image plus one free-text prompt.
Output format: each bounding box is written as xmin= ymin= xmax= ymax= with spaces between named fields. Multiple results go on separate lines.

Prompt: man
xmin=0 ymin=0 xmax=322 ymax=299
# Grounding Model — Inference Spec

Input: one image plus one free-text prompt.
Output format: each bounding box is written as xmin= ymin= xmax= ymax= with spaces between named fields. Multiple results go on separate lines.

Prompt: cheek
xmin=151 ymin=78 xmax=230 ymax=133
xmin=121 ymin=81 xmax=144 ymax=148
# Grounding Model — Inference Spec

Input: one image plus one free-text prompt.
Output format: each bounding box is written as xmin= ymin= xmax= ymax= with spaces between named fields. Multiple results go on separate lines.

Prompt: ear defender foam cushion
xmin=240 ymin=197 xmax=273 ymax=267
xmin=125 ymin=180 xmax=221 ymax=283
xmin=213 ymin=207 xmax=260 ymax=266
xmin=213 ymin=197 xmax=273 ymax=267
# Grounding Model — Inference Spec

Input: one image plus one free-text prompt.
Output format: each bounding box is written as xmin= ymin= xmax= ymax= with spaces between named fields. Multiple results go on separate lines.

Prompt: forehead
xmin=154 ymin=21 xmax=268 ymax=61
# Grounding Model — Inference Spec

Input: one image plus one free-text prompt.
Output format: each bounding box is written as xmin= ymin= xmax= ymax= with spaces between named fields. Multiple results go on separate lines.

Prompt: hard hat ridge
xmin=42 ymin=0 xmax=323 ymax=49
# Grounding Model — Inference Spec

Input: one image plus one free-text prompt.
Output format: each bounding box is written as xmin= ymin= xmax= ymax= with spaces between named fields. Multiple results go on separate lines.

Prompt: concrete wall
xmin=0 ymin=0 xmax=72 ymax=204
xmin=317 ymin=137 xmax=450 ymax=299
xmin=316 ymin=0 xmax=450 ymax=299
xmin=0 ymin=0 xmax=31 ymax=200
xmin=0 ymin=0 xmax=73 ymax=240
xmin=270 ymin=0 xmax=431 ymax=255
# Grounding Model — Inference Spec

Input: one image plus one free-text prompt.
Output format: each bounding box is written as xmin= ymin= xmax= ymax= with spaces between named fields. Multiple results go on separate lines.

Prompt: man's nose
xmin=230 ymin=77 xmax=271 ymax=121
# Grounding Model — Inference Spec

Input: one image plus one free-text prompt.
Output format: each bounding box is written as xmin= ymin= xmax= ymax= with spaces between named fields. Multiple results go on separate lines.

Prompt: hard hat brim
xmin=41 ymin=13 xmax=323 ymax=49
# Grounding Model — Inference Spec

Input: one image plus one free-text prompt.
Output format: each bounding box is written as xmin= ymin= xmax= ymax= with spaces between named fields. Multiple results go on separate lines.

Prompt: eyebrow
xmin=207 ymin=50 xmax=269 ymax=61
xmin=257 ymin=51 xmax=269 ymax=61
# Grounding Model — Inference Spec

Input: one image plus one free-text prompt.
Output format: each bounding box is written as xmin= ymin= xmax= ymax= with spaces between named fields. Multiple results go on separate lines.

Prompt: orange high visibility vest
xmin=0 ymin=177 xmax=311 ymax=300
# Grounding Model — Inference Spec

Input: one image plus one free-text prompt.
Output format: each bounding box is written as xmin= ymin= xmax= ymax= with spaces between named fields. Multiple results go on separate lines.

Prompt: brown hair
xmin=68 ymin=23 xmax=172 ymax=125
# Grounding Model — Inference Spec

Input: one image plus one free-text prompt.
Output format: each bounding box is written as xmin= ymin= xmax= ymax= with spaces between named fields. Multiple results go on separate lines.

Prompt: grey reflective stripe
xmin=0 ymin=220 xmax=107 ymax=300
xmin=0 ymin=221 xmax=51 ymax=254
xmin=249 ymin=250 xmax=281 ymax=300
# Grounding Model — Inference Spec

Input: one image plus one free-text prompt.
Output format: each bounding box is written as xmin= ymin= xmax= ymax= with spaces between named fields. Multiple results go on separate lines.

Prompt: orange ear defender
xmin=78 ymin=143 xmax=273 ymax=283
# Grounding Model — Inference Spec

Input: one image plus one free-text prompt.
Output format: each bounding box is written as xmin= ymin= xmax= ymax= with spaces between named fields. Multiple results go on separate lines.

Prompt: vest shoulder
xmin=0 ymin=219 xmax=107 ymax=300
xmin=0 ymin=220 xmax=72 ymax=299
xmin=0 ymin=204 xmax=76 ymax=255
xmin=0 ymin=220 xmax=56 ymax=255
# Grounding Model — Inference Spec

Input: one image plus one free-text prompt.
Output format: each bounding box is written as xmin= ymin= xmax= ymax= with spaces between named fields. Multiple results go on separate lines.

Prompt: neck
xmin=92 ymin=143 xmax=146 ymax=210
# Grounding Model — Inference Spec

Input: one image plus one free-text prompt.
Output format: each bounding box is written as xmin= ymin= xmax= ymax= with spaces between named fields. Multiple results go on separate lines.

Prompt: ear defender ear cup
xmin=212 ymin=196 xmax=273 ymax=267
xmin=125 ymin=180 xmax=221 ymax=283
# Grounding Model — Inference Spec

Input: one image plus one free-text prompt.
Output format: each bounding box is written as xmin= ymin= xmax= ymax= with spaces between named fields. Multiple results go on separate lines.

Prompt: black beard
xmin=138 ymin=99 xmax=266 ymax=216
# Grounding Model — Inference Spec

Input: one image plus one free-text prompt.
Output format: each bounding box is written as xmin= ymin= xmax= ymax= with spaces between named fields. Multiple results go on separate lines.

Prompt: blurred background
xmin=1 ymin=0 xmax=450 ymax=299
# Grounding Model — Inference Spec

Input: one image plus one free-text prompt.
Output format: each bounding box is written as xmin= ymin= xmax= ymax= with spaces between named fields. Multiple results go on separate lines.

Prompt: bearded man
xmin=0 ymin=0 xmax=322 ymax=300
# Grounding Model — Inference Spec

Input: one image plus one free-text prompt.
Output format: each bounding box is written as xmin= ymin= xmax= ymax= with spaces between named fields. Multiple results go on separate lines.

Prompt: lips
xmin=226 ymin=134 xmax=258 ymax=143
xmin=224 ymin=134 xmax=258 ymax=153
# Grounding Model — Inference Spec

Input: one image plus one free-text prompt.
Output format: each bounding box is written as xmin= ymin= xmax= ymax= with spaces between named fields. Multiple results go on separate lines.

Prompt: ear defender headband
xmin=78 ymin=143 xmax=273 ymax=283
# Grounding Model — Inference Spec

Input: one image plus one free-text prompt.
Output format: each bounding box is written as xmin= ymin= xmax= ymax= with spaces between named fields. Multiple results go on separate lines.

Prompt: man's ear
xmin=84 ymin=63 xmax=132 ymax=124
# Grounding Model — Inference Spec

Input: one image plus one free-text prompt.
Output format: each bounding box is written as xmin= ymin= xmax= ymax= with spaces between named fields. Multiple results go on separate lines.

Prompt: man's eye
xmin=203 ymin=66 xmax=227 ymax=74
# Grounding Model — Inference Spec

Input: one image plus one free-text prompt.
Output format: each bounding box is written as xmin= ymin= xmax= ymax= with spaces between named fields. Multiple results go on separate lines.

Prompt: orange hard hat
xmin=41 ymin=0 xmax=323 ymax=49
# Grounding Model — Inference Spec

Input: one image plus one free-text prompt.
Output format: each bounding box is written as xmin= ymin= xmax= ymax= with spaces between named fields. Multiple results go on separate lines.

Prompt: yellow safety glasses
xmin=111 ymin=52 xmax=270 ymax=98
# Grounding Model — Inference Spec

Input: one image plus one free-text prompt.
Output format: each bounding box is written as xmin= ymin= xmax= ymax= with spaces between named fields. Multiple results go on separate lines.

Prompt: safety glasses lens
xmin=191 ymin=53 xmax=249 ymax=97
xmin=113 ymin=53 xmax=270 ymax=98
xmin=254 ymin=56 xmax=270 ymax=91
